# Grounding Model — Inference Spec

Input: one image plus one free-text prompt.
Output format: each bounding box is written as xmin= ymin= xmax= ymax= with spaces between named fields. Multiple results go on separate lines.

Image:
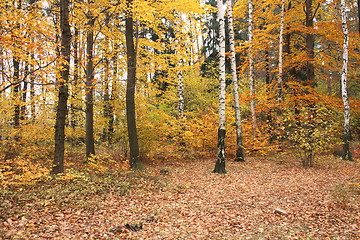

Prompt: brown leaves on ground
xmin=1 ymin=157 xmax=359 ymax=239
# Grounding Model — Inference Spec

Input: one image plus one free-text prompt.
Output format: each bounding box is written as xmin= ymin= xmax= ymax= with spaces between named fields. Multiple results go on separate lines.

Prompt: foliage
xmin=282 ymin=83 xmax=343 ymax=167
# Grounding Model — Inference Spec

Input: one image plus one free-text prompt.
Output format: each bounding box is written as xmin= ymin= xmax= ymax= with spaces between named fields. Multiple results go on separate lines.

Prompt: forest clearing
xmin=1 ymin=152 xmax=360 ymax=239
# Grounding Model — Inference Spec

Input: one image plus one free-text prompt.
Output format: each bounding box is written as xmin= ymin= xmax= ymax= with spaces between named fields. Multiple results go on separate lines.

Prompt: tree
xmin=214 ymin=0 xmax=227 ymax=174
xmin=304 ymin=0 xmax=319 ymax=86
xmin=340 ymin=0 xmax=352 ymax=161
xmin=52 ymin=0 xmax=71 ymax=174
xmin=358 ymin=0 xmax=360 ymax=34
xmin=278 ymin=0 xmax=285 ymax=104
xmin=85 ymin=5 xmax=96 ymax=159
xmin=177 ymin=69 xmax=185 ymax=119
xmin=248 ymin=0 xmax=256 ymax=134
xmin=227 ymin=0 xmax=245 ymax=162
xmin=125 ymin=0 xmax=141 ymax=169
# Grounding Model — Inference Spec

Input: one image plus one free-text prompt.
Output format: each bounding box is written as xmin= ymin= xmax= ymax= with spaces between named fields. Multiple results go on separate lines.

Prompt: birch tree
xmin=214 ymin=0 xmax=227 ymax=174
xmin=278 ymin=0 xmax=285 ymax=104
xmin=340 ymin=0 xmax=352 ymax=161
xmin=227 ymin=0 xmax=245 ymax=162
xmin=248 ymin=0 xmax=256 ymax=134
xmin=177 ymin=69 xmax=185 ymax=119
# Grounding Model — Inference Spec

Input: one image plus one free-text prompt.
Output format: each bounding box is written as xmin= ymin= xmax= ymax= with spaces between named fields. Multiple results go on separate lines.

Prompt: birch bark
xmin=278 ymin=0 xmax=284 ymax=104
xmin=214 ymin=0 xmax=227 ymax=173
xmin=248 ymin=0 xmax=256 ymax=134
xmin=227 ymin=0 xmax=245 ymax=162
xmin=177 ymin=69 xmax=184 ymax=119
xmin=340 ymin=0 xmax=352 ymax=160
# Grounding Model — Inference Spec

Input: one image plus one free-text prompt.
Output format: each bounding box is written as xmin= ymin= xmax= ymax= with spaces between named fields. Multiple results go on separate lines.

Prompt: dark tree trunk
xmin=305 ymin=0 xmax=315 ymax=86
xmin=102 ymin=15 xmax=111 ymax=143
xmin=30 ymin=64 xmax=35 ymax=121
xmin=214 ymin=128 xmax=226 ymax=173
xmin=283 ymin=1 xmax=297 ymax=81
xmin=102 ymin=60 xmax=111 ymax=142
xmin=53 ymin=0 xmax=71 ymax=174
xmin=85 ymin=17 xmax=96 ymax=159
xmin=20 ymin=67 xmax=28 ymax=121
xmin=125 ymin=0 xmax=141 ymax=169
xmin=265 ymin=49 xmax=271 ymax=85
xmin=13 ymin=58 xmax=20 ymax=127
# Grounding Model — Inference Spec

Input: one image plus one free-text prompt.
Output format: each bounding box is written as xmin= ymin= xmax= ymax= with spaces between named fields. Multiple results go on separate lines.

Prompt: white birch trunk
xmin=248 ymin=0 xmax=256 ymax=134
xmin=278 ymin=0 xmax=284 ymax=104
xmin=214 ymin=0 xmax=227 ymax=173
xmin=227 ymin=0 xmax=245 ymax=162
xmin=177 ymin=69 xmax=184 ymax=119
xmin=340 ymin=0 xmax=352 ymax=160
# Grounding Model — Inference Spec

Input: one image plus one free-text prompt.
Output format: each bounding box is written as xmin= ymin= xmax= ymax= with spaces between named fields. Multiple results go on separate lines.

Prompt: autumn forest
xmin=1 ymin=0 xmax=360 ymax=239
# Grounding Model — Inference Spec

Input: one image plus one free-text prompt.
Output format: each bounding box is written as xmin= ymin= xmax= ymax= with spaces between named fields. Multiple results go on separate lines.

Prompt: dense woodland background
xmin=0 ymin=0 xmax=359 ymax=183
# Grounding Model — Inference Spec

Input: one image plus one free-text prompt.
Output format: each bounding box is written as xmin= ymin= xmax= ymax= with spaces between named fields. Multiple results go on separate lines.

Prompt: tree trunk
xmin=227 ymin=0 xmax=245 ymax=162
xmin=327 ymin=70 xmax=332 ymax=95
xmin=214 ymin=0 xmax=227 ymax=174
xmin=12 ymin=58 xmax=20 ymax=127
xmin=248 ymin=0 xmax=256 ymax=134
xmin=358 ymin=0 xmax=360 ymax=34
xmin=70 ymin=27 xmax=79 ymax=129
xmin=125 ymin=0 xmax=141 ymax=169
xmin=52 ymin=0 xmax=71 ymax=174
xmin=177 ymin=69 xmax=185 ymax=119
xmin=30 ymin=63 xmax=35 ymax=121
xmin=12 ymin=0 xmax=22 ymax=128
xmin=108 ymin=45 xmax=118 ymax=144
xmin=20 ymin=77 xmax=27 ymax=121
xmin=103 ymin=57 xmax=111 ymax=142
xmin=305 ymin=0 xmax=315 ymax=86
xmin=278 ymin=0 xmax=284 ymax=103
xmin=340 ymin=0 xmax=352 ymax=161
xmin=85 ymin=17 xmax=96 ymax=159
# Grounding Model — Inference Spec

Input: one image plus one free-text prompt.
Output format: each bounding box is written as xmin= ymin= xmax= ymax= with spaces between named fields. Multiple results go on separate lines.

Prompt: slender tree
xmin=70 ymin=27 xmax=80 ymax=130
xmin=278 ymin=0 xmax=285 ymax=103
xmin=12 ymin=0 xmax=22 ymax=128
xmin=305 ymin=0 xmax=316 ymax=86
xmin=52 ymin=0 xmax=71 ymax=174
xmin=227 ymin=0 xmax=245 ymax=162
xmin=248 ymin=0 xmax=256 ymax=134
xmin=358 ymin=0 xmax=360 ymax=34
xmin=12 ymin=57 xmax=20 ymax=127
xmin=108 ymin=44 xmax=118 ymax=143
xmin=125 ymin=0 xmax=141 ymax=169
xmin=85 ymin=13 xmax=96 ymax=158
xmin=177 ymin=69 xmax=185 ymax=119
xmin=214 ymin=0 xmax=227 ymax=174
xmin=340 ymin=0 xmax=352 ymax=161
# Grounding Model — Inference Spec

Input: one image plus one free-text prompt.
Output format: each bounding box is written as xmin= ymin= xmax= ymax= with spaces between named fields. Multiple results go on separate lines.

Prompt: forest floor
xmin=1 ymin=153 xmax=360 ymax=239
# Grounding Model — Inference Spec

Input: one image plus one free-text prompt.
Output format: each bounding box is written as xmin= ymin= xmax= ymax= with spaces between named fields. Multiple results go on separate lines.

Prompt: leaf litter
xmin=1 ymin=157 xmax=359 ymax=239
